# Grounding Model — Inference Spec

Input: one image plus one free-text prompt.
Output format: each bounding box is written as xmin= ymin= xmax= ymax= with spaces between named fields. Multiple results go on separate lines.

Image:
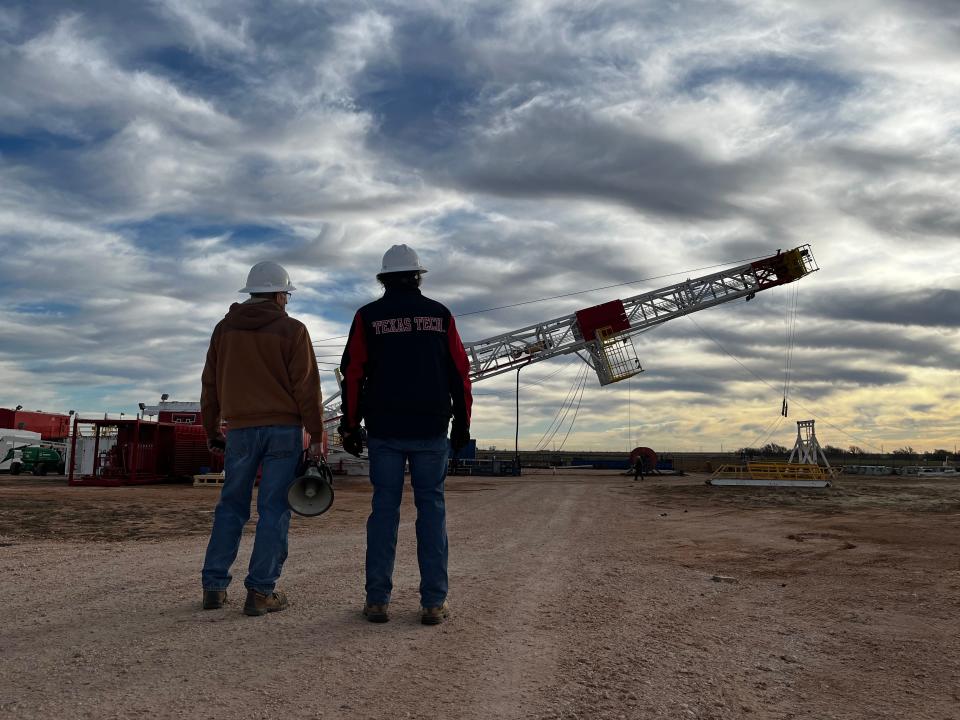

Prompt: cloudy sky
xmin=1 ymin=0 xmax=958 ymax=454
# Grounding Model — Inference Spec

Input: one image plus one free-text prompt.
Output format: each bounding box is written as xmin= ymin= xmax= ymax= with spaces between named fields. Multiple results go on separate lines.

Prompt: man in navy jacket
xmin=339 ymin=244 xmax=472 ymax=625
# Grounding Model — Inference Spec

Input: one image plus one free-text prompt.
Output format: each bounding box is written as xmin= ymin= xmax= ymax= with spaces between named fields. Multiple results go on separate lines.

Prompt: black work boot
xmin=243 ymin=589 xmax=289 ymax=616
xmin=202 ymin=590 xmax=227 ymax=610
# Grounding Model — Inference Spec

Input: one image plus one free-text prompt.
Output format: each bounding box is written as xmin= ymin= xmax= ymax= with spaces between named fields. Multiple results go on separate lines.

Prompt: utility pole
xmin=514 ymin=359 xmax=532 ymax=476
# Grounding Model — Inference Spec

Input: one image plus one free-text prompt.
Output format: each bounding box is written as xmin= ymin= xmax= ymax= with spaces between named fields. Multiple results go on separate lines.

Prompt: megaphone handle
xmin=319 ymin=457 xmax=334 ymax=486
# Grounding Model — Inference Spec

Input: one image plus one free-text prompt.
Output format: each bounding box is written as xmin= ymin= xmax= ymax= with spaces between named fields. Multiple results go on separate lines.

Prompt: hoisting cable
xmin=781 ymin=282 xmax=800 ymax=417
xmin=473 ymin=355 xmax=580 ymax=397
xmin=555 ymin=368 xmax=589 ymax=451
xmin=751 ymin=415 xmax=786 ymax=452
xmin=516 ymin=355 xmax=579 ymax=390
xmin=684 ymin=312 xmax=883 ymax=453
xmin=540 ymin=367 xmax=587 ymax=452
xmin=533 ymin=366 xmax=582 ymax=450
xmin=743 ymin=414 xmax=785 ymax=451
xmin=537 ymin=367 xmax=590 ymax=450
xmin=535 ymin=364 xmax=590 ymax=451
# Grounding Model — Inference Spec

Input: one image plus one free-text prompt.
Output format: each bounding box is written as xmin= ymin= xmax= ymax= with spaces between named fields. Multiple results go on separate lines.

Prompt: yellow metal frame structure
xmin=595 ymin=326 xmax=643 ymax=385
xmin=722 ymin=462 xmax=833 ymax=480
xmin=709 ymin=462 xmax=836 ymax=487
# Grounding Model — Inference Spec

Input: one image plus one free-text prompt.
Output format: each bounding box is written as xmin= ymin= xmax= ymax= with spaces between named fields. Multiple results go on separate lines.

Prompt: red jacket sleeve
xmin=446 ymin=315 xmax=473 ymax=425
xmin=339 ymin=311 xmax=368 ymax=428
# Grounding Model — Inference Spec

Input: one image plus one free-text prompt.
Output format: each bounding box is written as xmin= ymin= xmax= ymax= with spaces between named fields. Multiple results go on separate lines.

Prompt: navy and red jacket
xmin=339 ymin=287 xmax=473 ymax=439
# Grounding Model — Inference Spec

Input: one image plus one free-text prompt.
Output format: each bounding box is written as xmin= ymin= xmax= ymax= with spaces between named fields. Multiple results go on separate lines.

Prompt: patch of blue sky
xmin=69 ymin=386 xmax=140 ymax=415
xmin=298 ymin=299 xmax=354 ymax=328
xmin=355 ymin=16 xmax=481 ymax=151
xmin=679 ymin=54 xmax=858 ymax=104
xmin=133 ymin=45 xmax=246 ymax=100
xmin=111 ymin=216 xmax=297 ymax=252
xmin=358 ymin=70 xmax=479 ymax=150
xmin=13 ymin=302 xmax=79 ymax=318
xmin=424 ymin=208 xmax=491 ymax=236
xmin=0 ymin=129 xmax=104 ymax=158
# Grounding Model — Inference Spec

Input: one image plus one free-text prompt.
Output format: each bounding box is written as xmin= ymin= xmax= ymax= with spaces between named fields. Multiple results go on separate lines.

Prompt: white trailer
xmin=0 ymin=429 xmax=42 ymax=472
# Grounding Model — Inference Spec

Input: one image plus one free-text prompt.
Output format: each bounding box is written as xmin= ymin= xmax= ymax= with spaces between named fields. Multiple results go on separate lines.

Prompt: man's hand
xmin=339 ymin=425 xmax=364 ymax=457
xmin=207 ymin=434 xmax=226 ymax=456
xmin=450 ymin=419 xmax=470 ymax=453
xmin=309 ymin=441 xmax=325 ymax=460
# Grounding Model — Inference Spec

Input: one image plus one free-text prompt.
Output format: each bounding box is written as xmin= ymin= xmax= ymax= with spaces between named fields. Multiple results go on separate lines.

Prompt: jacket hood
xmin=222 ymin=301 xmax=288 ymax=331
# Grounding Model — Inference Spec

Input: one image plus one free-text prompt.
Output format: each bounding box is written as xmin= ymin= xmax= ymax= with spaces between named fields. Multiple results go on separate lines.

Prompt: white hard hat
xmin=239 ymin=261 xmax=297 ymax=294
xmin=380 ymin=244 xmax=428 ymax=274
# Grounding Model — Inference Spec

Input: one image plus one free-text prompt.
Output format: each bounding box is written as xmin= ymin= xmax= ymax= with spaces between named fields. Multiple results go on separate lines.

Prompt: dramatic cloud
xmin=1 ymin=0 xmax=958 ymax=452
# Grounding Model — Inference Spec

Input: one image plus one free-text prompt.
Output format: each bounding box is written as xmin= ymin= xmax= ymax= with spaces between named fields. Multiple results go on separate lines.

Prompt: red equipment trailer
xmin=0 ymin=408 xmax=71 ymax=440
xmin=68 ymin=417 xmax=223 ymax=487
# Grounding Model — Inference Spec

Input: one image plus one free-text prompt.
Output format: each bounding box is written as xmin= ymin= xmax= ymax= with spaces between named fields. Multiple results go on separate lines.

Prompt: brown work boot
xmin=363 ymin=603 xmax=390 ymax=623
xmin=202 ymin=590 xmax=227 ymax=610
xmin=243 ymin=589 xmax=289 ymax=616
xmin=420 ymin=600 xmax=449 ymax=625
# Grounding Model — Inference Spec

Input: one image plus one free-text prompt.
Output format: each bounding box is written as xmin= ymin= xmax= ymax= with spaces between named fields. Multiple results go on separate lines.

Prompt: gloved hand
xmin=450 ymin=419 xmax=470 ymax=453
xmin=207 ymin=434 xmax=226 ymax=455
xmin=339 ymin=425 xmax=364 ymax=457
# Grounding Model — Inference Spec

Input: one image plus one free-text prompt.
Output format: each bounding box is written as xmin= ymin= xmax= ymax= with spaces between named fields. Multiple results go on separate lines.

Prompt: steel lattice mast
xmin=462 ymin=245 xmax=818 ymax=386
xmin=323 ymin=245 xmax=818 ymax=409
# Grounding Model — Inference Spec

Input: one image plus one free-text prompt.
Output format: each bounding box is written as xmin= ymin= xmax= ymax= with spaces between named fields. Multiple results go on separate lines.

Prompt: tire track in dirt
xmin=227 ymin=480 xmax=596 ymax=719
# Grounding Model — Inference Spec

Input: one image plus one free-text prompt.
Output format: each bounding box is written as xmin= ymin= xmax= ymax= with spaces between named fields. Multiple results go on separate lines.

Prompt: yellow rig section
xmin=709 ymin=461 xmax=836 ymax=487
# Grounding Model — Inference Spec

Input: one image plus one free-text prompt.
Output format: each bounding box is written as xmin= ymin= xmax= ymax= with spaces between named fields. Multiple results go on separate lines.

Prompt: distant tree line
xmin=735 ymin=443 xmax=790 ymax=458
xmin=887 ymin=447 xmax=956 ymax=461
xmin=736 ymin=444 xmax=957 ymax=460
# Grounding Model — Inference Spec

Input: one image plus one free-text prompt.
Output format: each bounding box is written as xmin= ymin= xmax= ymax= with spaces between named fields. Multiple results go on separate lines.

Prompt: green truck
xmin=2 ymin=445 xmax=65 ymax=475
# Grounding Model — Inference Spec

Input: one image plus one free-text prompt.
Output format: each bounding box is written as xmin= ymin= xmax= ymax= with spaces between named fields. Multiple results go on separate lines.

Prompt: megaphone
xmin=287 ymin=455 xmax=335 ymax=517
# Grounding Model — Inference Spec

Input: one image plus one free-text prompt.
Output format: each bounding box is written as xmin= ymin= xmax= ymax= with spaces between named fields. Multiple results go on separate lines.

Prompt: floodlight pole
xmin=514 ymin=359 xmax=532 ymax=475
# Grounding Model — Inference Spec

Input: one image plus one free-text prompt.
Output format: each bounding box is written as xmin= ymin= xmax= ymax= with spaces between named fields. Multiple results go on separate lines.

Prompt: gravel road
xmin=2 ymin=473 xmax=958 ymax=719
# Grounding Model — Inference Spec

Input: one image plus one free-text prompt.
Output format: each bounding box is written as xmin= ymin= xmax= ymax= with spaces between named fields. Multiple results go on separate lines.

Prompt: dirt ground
xmin=1 ymin=471 xmax=958 ymax=720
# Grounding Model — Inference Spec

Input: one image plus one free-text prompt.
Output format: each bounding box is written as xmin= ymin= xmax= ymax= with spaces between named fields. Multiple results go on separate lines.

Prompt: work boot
xmin=363 ymin=603 xmax=390 ymax=623
xmin=243 ymin=589 xmax=289 ymax=616
xmin=202 ymin=590 xmax=227 ymax=610
xmin=420 ymin=600 xmax=449 ymax=626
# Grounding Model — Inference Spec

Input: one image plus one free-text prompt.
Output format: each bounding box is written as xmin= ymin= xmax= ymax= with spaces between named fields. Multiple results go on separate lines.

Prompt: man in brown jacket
xmin=200 ymin=261 xmax=324 ymax=616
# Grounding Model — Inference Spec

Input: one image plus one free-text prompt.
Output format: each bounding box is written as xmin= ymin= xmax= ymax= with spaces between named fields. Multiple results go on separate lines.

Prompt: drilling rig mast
xmin=323 ymin=244 xmax=818 ymax=411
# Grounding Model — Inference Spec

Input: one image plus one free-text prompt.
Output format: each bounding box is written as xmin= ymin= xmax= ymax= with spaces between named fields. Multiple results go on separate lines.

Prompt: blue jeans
xmin=201 ymin=425 xmax=302 ymax=595
xmin=366 ymin=434 xmax=449 ymax=608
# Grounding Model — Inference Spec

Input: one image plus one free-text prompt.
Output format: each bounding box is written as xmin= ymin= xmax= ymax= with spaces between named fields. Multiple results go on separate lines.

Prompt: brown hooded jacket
xmin=201 ymin=300 xmax=324 ymax=440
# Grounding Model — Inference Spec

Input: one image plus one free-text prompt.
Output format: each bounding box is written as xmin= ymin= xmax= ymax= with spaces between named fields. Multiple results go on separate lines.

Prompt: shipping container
xmin=68 ymin=417 xmax=223 ymax=486
xmin=0 ymin=408 xmax=72 ymax=440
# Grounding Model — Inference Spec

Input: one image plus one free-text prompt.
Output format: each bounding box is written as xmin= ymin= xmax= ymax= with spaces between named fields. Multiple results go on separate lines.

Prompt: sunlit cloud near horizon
xmin=1 ymin=0 xmax=958 ymax=453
